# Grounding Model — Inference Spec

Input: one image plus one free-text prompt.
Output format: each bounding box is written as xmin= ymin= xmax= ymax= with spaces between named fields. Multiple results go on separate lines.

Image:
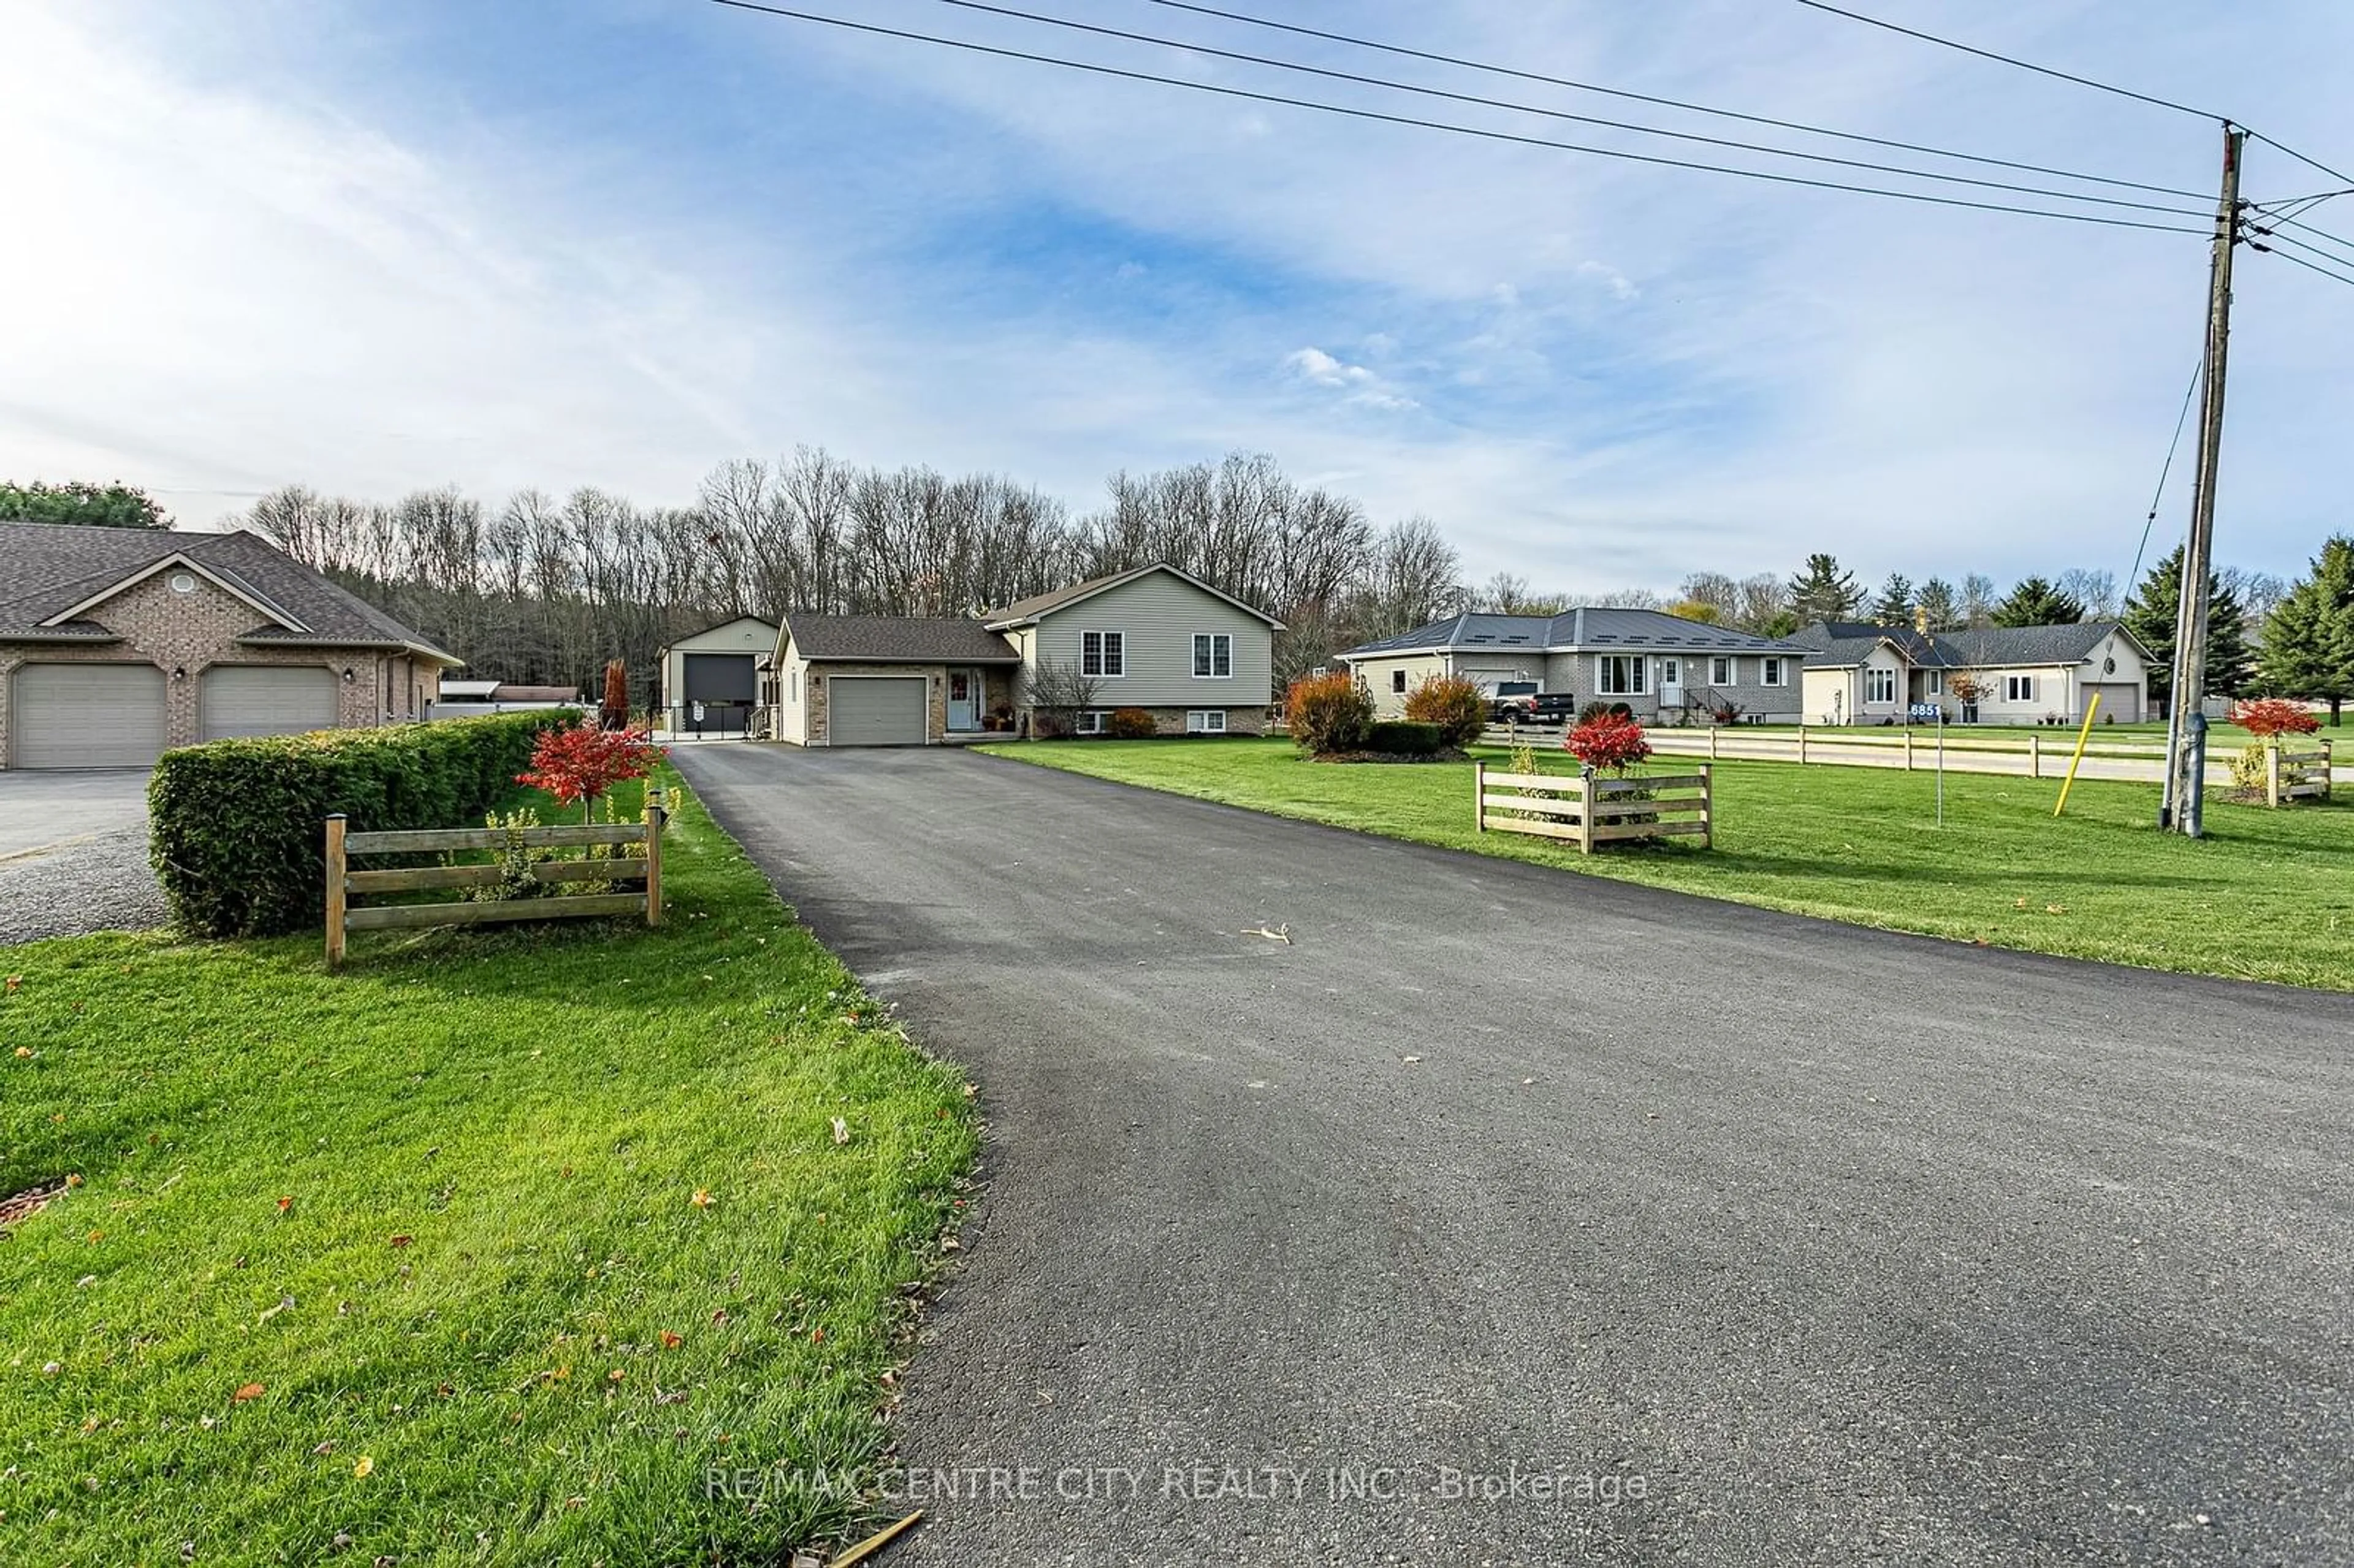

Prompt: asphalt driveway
xmin=0 ymin=769 xmax=165 ymax=943
xmin=676 ymin=744 xmax=2353 ymax=1567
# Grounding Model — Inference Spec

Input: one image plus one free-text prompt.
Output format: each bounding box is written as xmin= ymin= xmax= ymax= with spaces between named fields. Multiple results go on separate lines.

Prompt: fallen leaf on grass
xmin=659 ymin=1330 xmax=682 ymax=1349
xmin=233 ymin=1383 xmax=265 ymax=1402
xmin=12 ymin=1047 xmax=30 ymax=1059
xmin=276 ymin=1197 xmax=294 ymax=1214
xmin=352 ymin=1456 xmax=375 ymax=1479
xmin=4 ymin=975 xmax=20 ymax=993
xmin=389 ymin=1235 xmax=413 ymax=1249
xmin=690 ymin=1189 xmax=714 ymax=1209
xmin=830 ymin=1117 xmax=850 ymax=1146
xmin=2044 ymin=903 xmax=2068 ymax=915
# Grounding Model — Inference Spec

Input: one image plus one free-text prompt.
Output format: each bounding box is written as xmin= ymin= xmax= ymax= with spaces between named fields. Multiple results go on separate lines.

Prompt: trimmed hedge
xmin=1365 ymin=720 xmax=1445 ymax=756
xmin=149 ymin=713 xmax=574 ymax=938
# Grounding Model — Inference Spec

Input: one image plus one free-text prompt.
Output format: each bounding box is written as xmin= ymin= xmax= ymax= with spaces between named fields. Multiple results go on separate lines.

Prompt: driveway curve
xmin=675 ymin=744 xmax=2352 ymax=1568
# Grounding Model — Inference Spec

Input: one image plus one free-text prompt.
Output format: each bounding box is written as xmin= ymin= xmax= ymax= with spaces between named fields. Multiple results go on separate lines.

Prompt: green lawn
xmin=0 ymin=773 xmax=977 ymax=1565
xmin=983 ymin=738 xmax=2354 ymax=989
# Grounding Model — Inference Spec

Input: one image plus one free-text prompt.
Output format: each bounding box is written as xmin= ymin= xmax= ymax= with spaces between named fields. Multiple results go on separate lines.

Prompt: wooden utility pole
xmin=2161 ymin=123 xmax=2247 ymax=837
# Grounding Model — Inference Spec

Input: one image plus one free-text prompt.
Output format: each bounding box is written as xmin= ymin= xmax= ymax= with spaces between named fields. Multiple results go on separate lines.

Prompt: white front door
xmin=947 ymin=669 xmax=979 ymax=731
xmin=1659 ymin=658 xmax=1683 ymax=707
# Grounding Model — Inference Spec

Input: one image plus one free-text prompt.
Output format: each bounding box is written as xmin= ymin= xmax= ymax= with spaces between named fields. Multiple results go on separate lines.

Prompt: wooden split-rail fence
xmin=2266 ymin=742 xmax=2333 ymax=806
xmin=325 ymin=790 xmax=666 ymax=967
xmin=1474 ymin=762 xmax=1712 ymax=853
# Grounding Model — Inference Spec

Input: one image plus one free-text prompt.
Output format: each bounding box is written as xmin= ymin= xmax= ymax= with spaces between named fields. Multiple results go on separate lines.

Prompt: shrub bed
xmin=1286 ymin=672 xmax=1374 ymax=755
xmin=150 ymin=712 xmax=573 ymax=938
xmin=1106 ymin=706 xmax=1159 ymax=739
xmin=1403 ymin=674 xmax=1488 ymax=748
xmin=1366 ymin=720 xmax=1446 ymax=757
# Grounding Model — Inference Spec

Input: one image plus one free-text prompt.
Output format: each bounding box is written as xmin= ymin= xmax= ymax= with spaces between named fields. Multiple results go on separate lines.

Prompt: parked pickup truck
xmin=1488 ymin=687 xmax=1579 ymax=726
xmin=1487 ymin=680 xmax=1539 ymax=721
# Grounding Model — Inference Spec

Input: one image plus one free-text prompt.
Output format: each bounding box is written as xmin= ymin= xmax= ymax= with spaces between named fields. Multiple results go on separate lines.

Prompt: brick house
xmin=1 ymin=522 xmax=462 ymax=769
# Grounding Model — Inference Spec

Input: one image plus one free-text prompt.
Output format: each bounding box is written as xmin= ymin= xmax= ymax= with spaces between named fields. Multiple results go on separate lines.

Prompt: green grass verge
xmin=981 ymin=738 xmax=2354 ymax=989
xmin=0 ymin=772 xmax=977 ymax=1565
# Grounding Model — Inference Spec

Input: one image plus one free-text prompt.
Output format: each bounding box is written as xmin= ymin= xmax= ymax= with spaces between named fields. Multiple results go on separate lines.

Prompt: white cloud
xmin=1285 ymin=348 xmax=1417 ymax=411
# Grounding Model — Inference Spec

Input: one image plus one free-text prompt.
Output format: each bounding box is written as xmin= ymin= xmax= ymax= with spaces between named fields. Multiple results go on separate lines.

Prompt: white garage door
xmin=2082 ymin=682 xmax=2141 ymax=724
xmin=200 ymin=665 xmax=338 ymax=741
xmin=12 ymin=664 xmax=168 ymax=769
xmin=827 ymin=676 xmax=927 ymax=746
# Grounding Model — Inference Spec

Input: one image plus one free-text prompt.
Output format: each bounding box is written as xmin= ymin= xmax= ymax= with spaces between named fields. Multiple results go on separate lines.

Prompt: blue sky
xmin=6 ymin=0 xmax=2352 ymax=593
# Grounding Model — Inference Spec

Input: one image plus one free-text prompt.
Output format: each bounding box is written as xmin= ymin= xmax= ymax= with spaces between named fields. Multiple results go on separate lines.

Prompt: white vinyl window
xmin=1925 ymin=671 xmax=1943 ymax=695
xmin=1598 ymin=655 xmax=1647 ymax=696
xmin=1390 ymin=669 xmax=1407 ymax=693
xmin=1081 ymin=631 xmax=1125 ymax=678
xmin=1192 ymin=633 xmax=1233 ymax=679
xmin=1761 ymin=658 xmax=1788 ymax=687
xmin=1075 ymin=709 xmax=1110 ymax=734
xmin=2006 ymin=674 xmax=2037 ymax=702
xmin=1186 ymin=709 xmax=1227 ymax=733
xmin=1865 ymin=668 xmax=1897 ymax=704
xmin=1710 ymin=657 xmax=1733 ymax=685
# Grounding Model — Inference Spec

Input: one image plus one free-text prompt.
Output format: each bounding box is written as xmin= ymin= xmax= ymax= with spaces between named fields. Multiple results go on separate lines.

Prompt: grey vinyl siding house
xmin=1336 ymin=609 xmax=1806 ymax=725
xmin=766 ymin=563 xmax=1281 ymax=745
xmin=986 ymin=564 xmax=1279 ymax=736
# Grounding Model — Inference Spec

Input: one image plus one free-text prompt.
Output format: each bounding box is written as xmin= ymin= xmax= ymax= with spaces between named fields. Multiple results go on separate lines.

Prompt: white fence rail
xmin=1479 ymin=723 xmax=2341 ymax=788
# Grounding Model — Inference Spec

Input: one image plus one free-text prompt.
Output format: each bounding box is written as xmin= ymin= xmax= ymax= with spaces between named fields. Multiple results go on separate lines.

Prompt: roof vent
xmin=169 ymin=572 xmax=197 ymax=594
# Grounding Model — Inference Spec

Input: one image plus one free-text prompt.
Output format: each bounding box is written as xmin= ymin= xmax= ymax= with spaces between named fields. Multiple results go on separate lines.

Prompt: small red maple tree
xmin=2230 ymin=698 xmax=2320 ymax=739
xmin=1566 ymin=713 xmax=1652 ymax=774
xmin=518 ymin=724 xmax=668 ymax=818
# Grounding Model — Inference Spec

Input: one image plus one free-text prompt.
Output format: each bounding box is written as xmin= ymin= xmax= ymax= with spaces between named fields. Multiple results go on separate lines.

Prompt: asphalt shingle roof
xmin=1339 ymin=608 xmax=1800 ymax=659
xmin=0 ymin=522 xmax=456 ymax=660
xmin=781 ymin=614 xmax=1021 ymax=663
xmin=1783 ymin=619 xmax=2124 ymax=669
xmin=983 ymin=563 xmax=1283 ymax=628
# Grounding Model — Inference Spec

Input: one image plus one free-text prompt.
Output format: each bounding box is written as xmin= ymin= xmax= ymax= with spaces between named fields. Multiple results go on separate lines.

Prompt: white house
xmin=1786 ymin=620 xmax=2153 ymax=725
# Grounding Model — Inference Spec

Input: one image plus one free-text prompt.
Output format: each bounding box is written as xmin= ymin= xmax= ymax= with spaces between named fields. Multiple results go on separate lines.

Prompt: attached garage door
xmin=200 ymin=666 xmax=338 ymax=741
xmin=827 ymin=676 xmax=927 ymax=747
xmin=12 ymin=664 xmax=168 ymax=769
xmin=2082 ymin=682 xmax=2141 ymax=723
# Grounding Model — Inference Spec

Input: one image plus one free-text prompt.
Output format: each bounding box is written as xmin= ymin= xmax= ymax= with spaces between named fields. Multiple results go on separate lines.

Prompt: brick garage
xmin=1 ymin=522 xmax=460 ymax=769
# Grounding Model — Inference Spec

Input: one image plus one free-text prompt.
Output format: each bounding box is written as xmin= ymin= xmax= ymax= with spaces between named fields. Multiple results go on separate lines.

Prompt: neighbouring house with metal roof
xmin=768 ymin=563 xmax=1282 ymax=745
xmin=1783 ymin=620 xmax=2154 ymax=726
xmin=1335 ymin=609 xmax=1808 ymax=725
xmin=0 ymin=521 xmax=461 ymax=769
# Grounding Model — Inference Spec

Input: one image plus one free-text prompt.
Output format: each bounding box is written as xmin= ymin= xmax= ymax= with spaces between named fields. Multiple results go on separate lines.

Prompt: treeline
xmin=240 ymin=451 xmax=1469 ymax=698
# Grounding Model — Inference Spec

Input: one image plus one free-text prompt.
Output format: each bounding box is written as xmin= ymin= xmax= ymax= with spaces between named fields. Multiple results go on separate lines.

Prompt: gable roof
xmin=780 ymin=613 xmax=1021 ymax=664
xmin=1338 ymin=608 xmax=1799 ymax=660
xmin=983 ymin=563 xmax=1284 ymax=630
xmin=0 ymin=522 xmax=460 ymax=664
xmin=1786 ymin=619 xmax=2135 ymax=671
xmin=658 ymin=614 xmax=778 ymax=653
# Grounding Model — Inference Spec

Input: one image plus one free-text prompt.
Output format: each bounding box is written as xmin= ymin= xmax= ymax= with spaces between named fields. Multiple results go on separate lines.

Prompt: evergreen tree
xmin=1916 ymin=577 xmax=1963 ymax=631
xmin=2260 ymin=536 xmax=2354 ymax=725
xmin=1992 ymin=576 xmax=2087 ymax=628
xmin=0 ymin=480 xmax=170 ymax=529
xmin=1870 ymin=573 xmax=1916 ymax=625
xmin=2121 ymin=544 xmax=2255 ymax=704
xmin=1787 ymin=553 xmax=1862 ymax=623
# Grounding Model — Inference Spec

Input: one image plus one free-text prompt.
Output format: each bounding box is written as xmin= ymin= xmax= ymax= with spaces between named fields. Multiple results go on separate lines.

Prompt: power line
xmin=1786 ymin=0 xmax=2217 ymax=120
xmin=1143 ymin=0 xmax=2205 ymax=201
xmin=2263 ymin=214 xmax=2354 ymax=267
xmin=915 ymin=0 xmax=2203 ymax=218
xmin=2252 ymin=226 xmax=2354 ymax=273
xmin=2125 ymin=353 xmax=2204 ymax=596
xmin=704 ymin=0 xmax=2210 ymax=234
xmin=2245 ymin=131 xmax=2354 ymax=192
xmin=1788 ymin=1 xmax=2354 ymax=204
xmin=2253 ymin=242 xmax=2354 ymax=290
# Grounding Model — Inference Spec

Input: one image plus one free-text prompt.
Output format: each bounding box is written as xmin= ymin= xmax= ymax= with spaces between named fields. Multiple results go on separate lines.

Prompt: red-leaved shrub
xmin=519 ymin=725 xmax=668 ymax=816
xmin=1107 ymin=707 xmax=1158 ymax=739
xmin=1403 ymin=674 xmax=1488 ymax=748
xmin=2231 ymin=698 xmax=2321 ymax=738
xmin=1286 ymin=672 xmax=1375 ymax=755
xmin=1566 ymin=714 xmax=1651 ymax=774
